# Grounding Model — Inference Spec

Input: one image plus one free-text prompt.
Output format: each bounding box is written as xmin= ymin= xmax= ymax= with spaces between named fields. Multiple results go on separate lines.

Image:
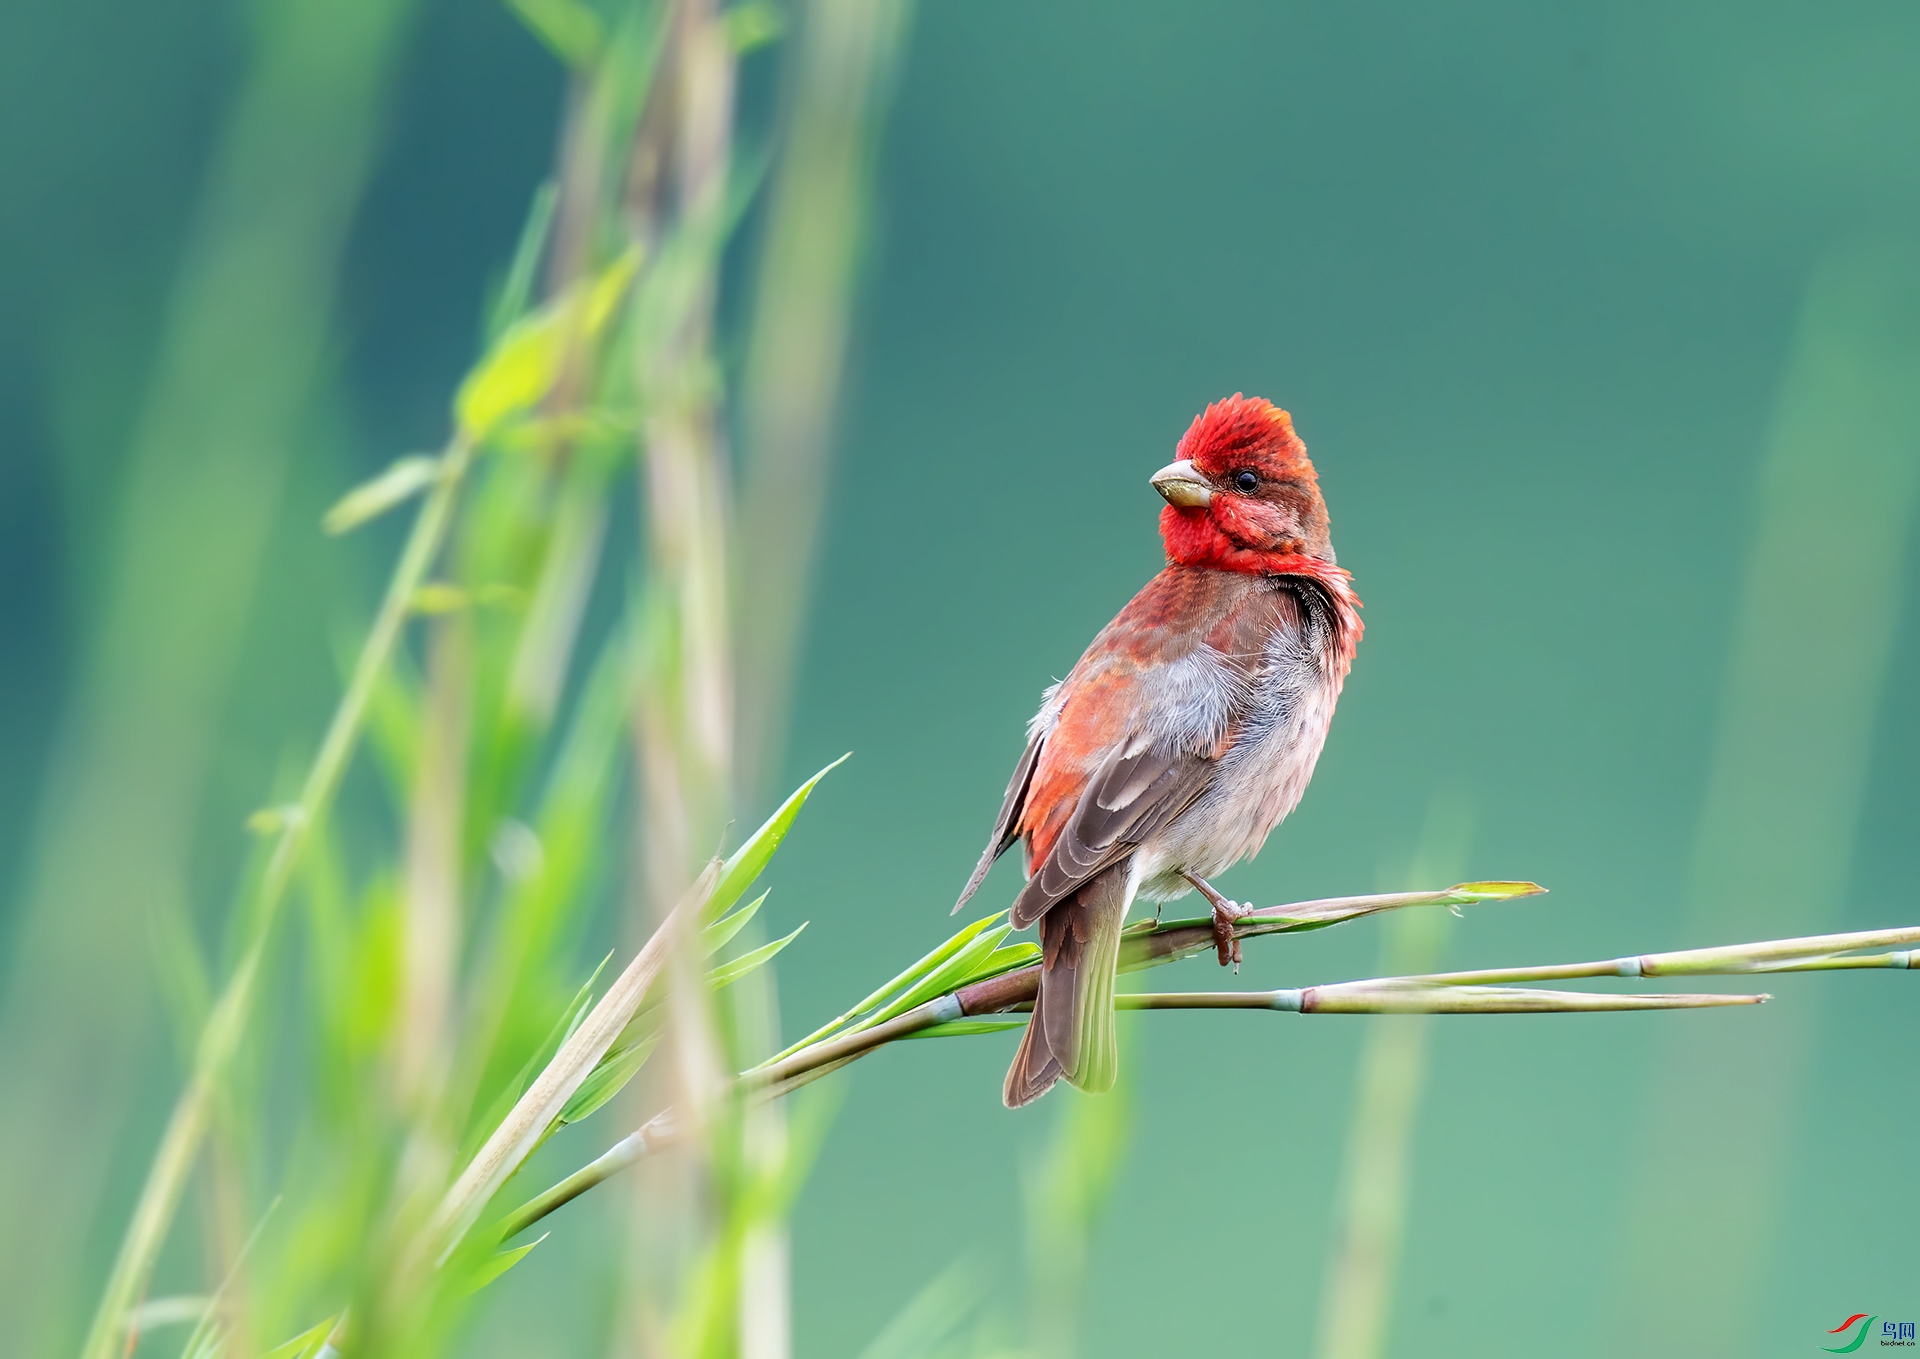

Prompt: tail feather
xmin=1002 ymin=863 xmax=1130 ymax=1108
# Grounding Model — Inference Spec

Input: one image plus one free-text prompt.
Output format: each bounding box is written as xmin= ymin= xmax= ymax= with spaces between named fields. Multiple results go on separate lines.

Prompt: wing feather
xmin=952 ymin=725 xmax=1046 ymax=914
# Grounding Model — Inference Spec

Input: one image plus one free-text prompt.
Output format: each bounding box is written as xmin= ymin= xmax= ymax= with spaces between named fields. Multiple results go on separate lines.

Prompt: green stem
xmin=79 ymin=439 xmax=474 ymax=1359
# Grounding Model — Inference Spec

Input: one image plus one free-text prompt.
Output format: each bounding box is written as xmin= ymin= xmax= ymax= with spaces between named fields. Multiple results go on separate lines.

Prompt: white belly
xmin=1131 ymin=615 xmax=1340 ymax=902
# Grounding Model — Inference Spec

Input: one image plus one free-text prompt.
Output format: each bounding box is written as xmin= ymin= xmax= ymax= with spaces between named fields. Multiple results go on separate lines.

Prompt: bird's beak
xmin=1151 ymin=459 xmax=1213 ymax=508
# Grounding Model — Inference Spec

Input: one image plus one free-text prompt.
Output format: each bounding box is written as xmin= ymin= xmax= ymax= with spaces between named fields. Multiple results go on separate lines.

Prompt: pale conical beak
xmin=1151 ymin=459 xmax=1213 ymax=508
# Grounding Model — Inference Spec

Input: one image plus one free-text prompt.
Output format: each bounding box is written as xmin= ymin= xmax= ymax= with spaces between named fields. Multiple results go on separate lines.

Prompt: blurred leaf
xmin=410 ymin=582 xmax=470 ymax=614
xmin=508 ymin=0 xmax=605 ymax=67
xmin=709 ymin=923 xmax=808 ymax=990
xmin=464 ymin=1232 xmax=549 ymax=1295
xmin=724 ymin=1 xmax=783 ymax=52
xmin=244 ymin=803 xmax=305 ymax=836
xmin=853 ymin=1262 xmax=983 ymax=1359
xmin=455 ymin=248 xmax=639 ymax=441
xmin=486 ymin=180 xmax=557 ymax=341
xmin=262 ymin=1319 xmax=337 ymax=1359
xmin=704 ymin=754 xmax=848 ymax=923
xmin=701 ymin=890 xmax=768 ymax=957
xmin=463 ymin=957 xmax=611 ymax=1161
xmin=556 ymin=1028 xmax=661 ymax=1127
xmin=321 ymin=454 xmax=440 ymax=535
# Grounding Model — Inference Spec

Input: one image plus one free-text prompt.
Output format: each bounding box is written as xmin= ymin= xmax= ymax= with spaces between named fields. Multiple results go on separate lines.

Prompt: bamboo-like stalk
xmin=426 ymin=863 xmax=714 ymax=1258
xmin=494 ymin=900 xmax=1896 ymax=1242
xmin=78 ymin=436 xmax=474 ymax=1359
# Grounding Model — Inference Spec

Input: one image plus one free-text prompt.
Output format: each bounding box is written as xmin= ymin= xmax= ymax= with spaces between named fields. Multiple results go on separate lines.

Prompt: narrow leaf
xmin=901 ymin=1018 xmax=1028 ymax=1040
xmin=557 ymin=1029 xmax=662 ymax=1127
xmin=507 ymin=0 xmax=605 ymax=66
xmin=701 ymin=890 xmax=769 ymax=957
xmin=769 ymin=910 xmax=1005 ymax=1062
xmin=709 ymin=923 xmax=808 ymax=990
xmin=860 ymin=924 xmax=1013 ymax=1029
xmin=455 ymin=249 xmax=638 ymax=440
xmin=705 ymin=754 xmax=848 ymax=923
xmin=465 ymin=1233 xmax=549 ymax=1295
xmin=322 ymin=455 xmax=439 ymax=535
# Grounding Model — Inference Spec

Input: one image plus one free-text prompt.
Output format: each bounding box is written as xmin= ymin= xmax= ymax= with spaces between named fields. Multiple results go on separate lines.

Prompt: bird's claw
xmin=1210 ymin=900 xmax=1248 ymax=969
xmin=1182 ymin=872 xmax=1250 ymax=970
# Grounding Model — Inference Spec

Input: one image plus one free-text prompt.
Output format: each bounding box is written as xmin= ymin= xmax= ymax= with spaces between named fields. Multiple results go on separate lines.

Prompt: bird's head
xmin=1152 ymin=394 xmax=1334 ymax=571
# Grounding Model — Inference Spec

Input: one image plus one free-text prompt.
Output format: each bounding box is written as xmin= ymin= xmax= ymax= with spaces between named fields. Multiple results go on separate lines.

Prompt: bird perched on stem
xmin=955 ymin=395 xmax=1363 ymax=1107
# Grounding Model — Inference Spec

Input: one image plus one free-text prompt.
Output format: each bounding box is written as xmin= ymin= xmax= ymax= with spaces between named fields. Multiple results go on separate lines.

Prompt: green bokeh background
xmin=3 ymin=1 xmax=1917 ymax=1355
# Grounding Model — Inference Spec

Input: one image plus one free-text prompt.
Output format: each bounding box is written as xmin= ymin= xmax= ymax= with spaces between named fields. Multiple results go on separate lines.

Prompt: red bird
xmin=955 ymin=395 xmax=1363 ymax=1107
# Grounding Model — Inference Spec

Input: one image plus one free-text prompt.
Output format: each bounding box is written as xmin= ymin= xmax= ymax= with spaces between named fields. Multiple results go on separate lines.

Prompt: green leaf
xmin=1445 ymin=880 xmax=1546 ymax=902
xmin=556 ymin=1028 xmax=661 ymax=1127
xmin=724 ymin=1 xmax=783 ymax=52
xmin=769 ymin=911 xmax=1007 ymax=1062
xmin=460 ymin=957 xmax=610 ymax=1162
xmin=701 ymin=890 xmax=768 ymax=957
xmin=486 ymin=181 xmax=557 ymax=341
xmin=860 ymin=925 xmax=1012 ymax=1029
xmin=901 ymin=1018 xmax=1028 ymax=1040
xmin=704 ymin=755 xmax=848 ymax=923
xmin=465 ymin=1233 xmax=549 ymax=1295
xmin=455 ymin=249 xmax=638 ymax=441
xmin=506 ymin=0 xmax=605 ymax=66
xmin=963 ymin=940 xmax=1040 ymax=983
xmin=263 ymin=1317 xmax=337 ymax=1359
xmin=708 ymin=923 xmax=807 ymax=990
xmin=321 ymin=454 xmax=440 ymax=535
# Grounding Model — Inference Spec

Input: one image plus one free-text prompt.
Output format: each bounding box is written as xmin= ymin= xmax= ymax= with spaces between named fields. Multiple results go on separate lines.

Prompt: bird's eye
xmin=1234 ymin=470 xmax=1259 ymax=493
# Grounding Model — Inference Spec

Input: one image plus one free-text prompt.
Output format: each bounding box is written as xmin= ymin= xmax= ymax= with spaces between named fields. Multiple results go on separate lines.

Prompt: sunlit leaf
xmin=708 ymin=923 xmax=807 ymax=990
xmin=860 ymin=924 xmax=1011 ymax=1028
xmin=1445 ymin=880 xmax=1546 ymax=901
xmin=262 ymin=1315 xmax=337 ymax=1358
xmin=454 ymin=249 xmax=639 ymax=441
xmin=411 ymin=582 xmax=469 ymax=614
xmin=321 ymin=455 xmax=440 ymax=535
xmin=701 ymin=890 xmax=769 ymax=957
xmin=704 ymin=754 xmax=848 ymax=923
xmin=508 ymin=0 xmax=605 ymax=66
xmin=769 ymin=911 xmax=1005 ymax=1062
xmin=464 ymin=1233 xmax=549 ymax=1295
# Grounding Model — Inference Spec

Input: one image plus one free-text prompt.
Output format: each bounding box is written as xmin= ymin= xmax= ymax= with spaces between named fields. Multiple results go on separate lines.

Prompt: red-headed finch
xmin=954 ymin=395 xmax=1363 ymax=1107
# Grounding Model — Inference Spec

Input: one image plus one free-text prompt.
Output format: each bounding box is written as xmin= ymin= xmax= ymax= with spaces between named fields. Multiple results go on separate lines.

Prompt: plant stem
xmin=79 ymin=438 xmax=473 ymax=1359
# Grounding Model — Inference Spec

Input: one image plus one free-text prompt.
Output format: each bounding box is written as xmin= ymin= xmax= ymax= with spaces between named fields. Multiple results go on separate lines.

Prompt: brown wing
xmin=1007 ymin=741 xmax=1213 ymax=928
xmin=951 ymin=724 xmax=1046 ymax=914
xmin=1007 ymin=571 xmax=1310 ymax=930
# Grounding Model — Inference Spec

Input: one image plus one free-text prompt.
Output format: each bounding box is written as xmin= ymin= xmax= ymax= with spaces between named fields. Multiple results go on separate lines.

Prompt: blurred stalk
xmin=625 ymin=1 xmax=740 ymax=1352
xmin=1023 ymin=1066 xmax=1130 ymax=1359
xmin=396 ymin=615 xmax=473 ymax=1109
xmin=0 ymin=0 xmax=416 ymax=1349
xmin=734 ymin=0 xmax=912 ymax=801
xmin=1313 ymin=798 xmax=1469 ymax=1359
xmin=1606 ymin=234 xmax=1920 ymax=1359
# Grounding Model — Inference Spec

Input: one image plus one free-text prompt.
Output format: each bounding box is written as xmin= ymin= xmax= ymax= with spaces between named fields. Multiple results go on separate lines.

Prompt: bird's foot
xmin=1183 ymin=873 xmax=1250 ymax=970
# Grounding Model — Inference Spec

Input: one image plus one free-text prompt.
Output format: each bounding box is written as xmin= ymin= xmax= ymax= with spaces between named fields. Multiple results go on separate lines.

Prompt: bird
xmin=953 ymin=394 xmax=1363 ymax=1107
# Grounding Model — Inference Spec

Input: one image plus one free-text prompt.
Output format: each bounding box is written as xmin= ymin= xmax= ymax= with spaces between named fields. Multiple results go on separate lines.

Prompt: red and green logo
xmin=1823 ymin=1315 xmax=1876 ymax=1353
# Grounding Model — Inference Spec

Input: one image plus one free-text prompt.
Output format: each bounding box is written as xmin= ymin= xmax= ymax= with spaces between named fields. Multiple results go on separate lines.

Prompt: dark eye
xmin=1234 ymin=470 xmax=1259 ymax=493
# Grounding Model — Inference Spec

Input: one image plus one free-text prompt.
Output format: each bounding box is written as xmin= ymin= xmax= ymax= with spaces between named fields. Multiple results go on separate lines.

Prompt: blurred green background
xmin=3 ymin=1 xmax=1917 ymax=1356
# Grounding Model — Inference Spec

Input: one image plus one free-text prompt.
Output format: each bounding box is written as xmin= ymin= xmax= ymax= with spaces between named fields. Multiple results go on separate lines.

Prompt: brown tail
xmin=1003 ymin=863 xmax=1130 ymax=1108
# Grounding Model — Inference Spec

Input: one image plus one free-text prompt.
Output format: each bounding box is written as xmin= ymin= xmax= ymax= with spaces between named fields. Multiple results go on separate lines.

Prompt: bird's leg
xmin=1183 ymin=872 xmax=1249 ymax=969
